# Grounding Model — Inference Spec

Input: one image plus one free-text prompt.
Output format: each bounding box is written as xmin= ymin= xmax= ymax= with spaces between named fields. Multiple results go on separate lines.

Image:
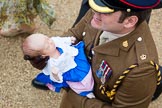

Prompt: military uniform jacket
xmin=60 ymin=9 xmax=159 ymax=108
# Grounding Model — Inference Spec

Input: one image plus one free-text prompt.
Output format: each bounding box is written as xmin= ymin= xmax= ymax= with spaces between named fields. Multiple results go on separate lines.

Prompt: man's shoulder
xmin=133 ymin=22 xmax=158 ymax=64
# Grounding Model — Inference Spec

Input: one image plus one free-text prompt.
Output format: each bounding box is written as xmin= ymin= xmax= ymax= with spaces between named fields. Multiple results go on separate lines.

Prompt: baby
xmin=22 ymin=33 xmax=95 ymax=98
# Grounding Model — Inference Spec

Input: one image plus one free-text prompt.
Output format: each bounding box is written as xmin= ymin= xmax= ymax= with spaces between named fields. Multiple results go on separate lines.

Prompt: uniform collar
xmin=93 ymin=21 xmax=148 ymax=56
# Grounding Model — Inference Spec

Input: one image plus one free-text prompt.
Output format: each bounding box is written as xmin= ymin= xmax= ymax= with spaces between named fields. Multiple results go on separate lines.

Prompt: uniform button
xmin=92 ymin=50 xmax=95 ymax=55
xmin=137 ymin=37 xmax=142 ymax=41
xmin=82 ymin=32 xmax=86 ymax=36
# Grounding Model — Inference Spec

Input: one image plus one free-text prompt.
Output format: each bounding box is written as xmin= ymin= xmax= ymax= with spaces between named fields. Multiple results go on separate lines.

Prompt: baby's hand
xmin=52 ymin=67 xmax=60 ymax=81
xmin=71 ymin=36 xmax=76 ymax=44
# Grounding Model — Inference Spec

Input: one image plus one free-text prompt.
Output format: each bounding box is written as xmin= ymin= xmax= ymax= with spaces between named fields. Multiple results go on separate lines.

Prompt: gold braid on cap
xmin=99 ymin=60 xmax=161 ymax=101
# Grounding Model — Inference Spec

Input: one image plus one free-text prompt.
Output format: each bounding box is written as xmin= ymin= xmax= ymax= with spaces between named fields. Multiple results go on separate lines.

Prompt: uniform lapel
xmin=92 ymin=21 xmax=148 ymax=56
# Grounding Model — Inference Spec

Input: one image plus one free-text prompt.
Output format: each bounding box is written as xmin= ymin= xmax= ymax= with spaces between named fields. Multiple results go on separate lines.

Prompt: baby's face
xmin=41 ymin=37 xmax=55 ymax=56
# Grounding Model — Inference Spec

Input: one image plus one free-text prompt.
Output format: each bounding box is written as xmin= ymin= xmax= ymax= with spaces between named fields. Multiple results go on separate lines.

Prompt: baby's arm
xmin=51 ymin=66 xmax=61 ymax=81
xmin=51 ymin=36 xmax=76 ymax=46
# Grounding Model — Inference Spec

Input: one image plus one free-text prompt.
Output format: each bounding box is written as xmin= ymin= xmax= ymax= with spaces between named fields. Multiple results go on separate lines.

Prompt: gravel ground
xmin=0 ymin=0 xmax=162 ymax=108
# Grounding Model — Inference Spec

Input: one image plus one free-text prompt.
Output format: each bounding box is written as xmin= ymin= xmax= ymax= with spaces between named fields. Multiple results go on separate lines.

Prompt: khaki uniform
xmin=60 ymin=9 xmax=159 ymax=108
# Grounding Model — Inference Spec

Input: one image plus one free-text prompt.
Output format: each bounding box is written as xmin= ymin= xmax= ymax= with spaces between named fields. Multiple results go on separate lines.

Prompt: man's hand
xmin=71 ymin=36 xmax=76 ymax=44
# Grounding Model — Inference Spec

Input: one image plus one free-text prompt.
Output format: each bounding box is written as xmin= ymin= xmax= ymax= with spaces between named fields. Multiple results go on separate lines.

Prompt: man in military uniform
xmin=59 ymin=0 xmax=161 ymax=108
xmin=25 ymin=0 xmax=162 ymax=108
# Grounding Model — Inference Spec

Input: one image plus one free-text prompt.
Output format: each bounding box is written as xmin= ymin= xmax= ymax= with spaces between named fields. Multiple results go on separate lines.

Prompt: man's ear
xmin=123 ymin=16 xmax=138 ymax=28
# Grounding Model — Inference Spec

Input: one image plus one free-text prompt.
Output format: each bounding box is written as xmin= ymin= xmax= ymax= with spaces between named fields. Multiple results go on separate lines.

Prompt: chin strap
xmin=99 ymin=61 xmax=161 ymax=101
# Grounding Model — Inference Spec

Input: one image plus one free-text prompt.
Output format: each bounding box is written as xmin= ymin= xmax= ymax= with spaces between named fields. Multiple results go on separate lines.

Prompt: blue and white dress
xmin=35 ymin=37 xmax=95 ymax=98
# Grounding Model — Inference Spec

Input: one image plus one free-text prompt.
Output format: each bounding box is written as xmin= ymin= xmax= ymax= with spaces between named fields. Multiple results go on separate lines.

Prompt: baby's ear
xmin=24 ymin=55 xmax=33 ymax=60
xmin=41 ymin=55 xmax=48 ymax=58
